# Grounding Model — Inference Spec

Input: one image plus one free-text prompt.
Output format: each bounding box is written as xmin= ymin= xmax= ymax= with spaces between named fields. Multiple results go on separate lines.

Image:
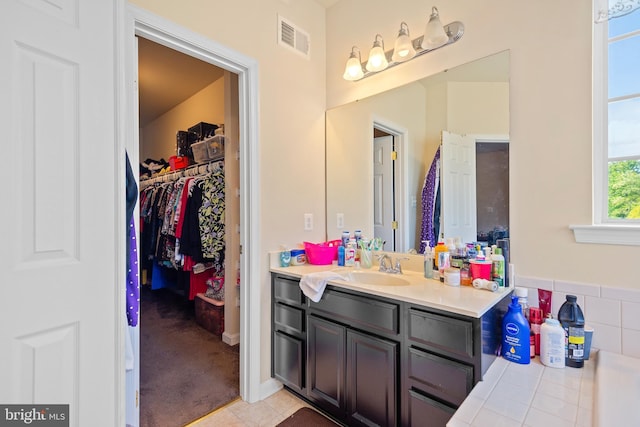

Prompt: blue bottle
xmin=502 ymin=295 xmax=531 ymax=364
xmin=337 ymin=245 xmax=345 ymax=266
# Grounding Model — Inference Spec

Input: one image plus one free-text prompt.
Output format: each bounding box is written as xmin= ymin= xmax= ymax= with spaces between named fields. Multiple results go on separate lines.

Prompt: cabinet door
xmin=346 ymin=329 xmax=398 ymax=427
xmin=308 ymin=315 xmax=346 ymax=417
xmin=273 ymin=330 xmax=305 ymax=393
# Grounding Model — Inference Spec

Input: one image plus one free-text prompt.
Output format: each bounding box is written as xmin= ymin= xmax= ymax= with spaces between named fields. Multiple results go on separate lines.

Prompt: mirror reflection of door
xmin=440 ymin=130 xmax=509 ymax=245
xmin=441 ymin=131 xmax=477 ymax=243
xmin=373 ymin=131 xmax=395 ymax=251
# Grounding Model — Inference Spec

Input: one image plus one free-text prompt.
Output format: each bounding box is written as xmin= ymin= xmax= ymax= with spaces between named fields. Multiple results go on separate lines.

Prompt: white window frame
xmin=570 ymin=0 xmax=640 ymax=245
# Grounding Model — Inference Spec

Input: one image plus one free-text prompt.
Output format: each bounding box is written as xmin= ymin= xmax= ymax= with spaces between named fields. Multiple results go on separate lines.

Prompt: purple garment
xmin=127 ymin=218 xmax=140 ymax=326
xmin=419 ymin=148 xmax=440 ymax=253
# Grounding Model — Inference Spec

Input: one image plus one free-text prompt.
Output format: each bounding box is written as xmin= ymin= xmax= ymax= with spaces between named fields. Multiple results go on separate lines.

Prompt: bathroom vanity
xmin=270 ymin=265 xmax=511 ymax=427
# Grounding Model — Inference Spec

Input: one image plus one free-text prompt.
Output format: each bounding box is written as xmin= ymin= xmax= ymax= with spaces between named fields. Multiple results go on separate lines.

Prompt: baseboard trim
xmin=260 ymin=378 xmax=283 ymax=400
xmin=222 ymin=331 xmax=239 ymax=346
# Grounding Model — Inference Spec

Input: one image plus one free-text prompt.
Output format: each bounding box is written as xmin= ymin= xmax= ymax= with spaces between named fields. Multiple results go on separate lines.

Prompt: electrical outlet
xmin=304 ymin=213 xmax=313 ymax=231
xmin=337 ymin=213 xmax=344 ymax=229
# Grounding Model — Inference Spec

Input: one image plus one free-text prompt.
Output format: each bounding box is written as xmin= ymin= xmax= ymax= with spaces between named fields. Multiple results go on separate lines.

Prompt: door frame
xmin=121 ymin=4 xmax=262 ymax=403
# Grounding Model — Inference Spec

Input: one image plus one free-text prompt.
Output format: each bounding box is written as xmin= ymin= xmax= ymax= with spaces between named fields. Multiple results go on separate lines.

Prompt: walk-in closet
xmin=134 ymin=36 xmax=241 ymax=427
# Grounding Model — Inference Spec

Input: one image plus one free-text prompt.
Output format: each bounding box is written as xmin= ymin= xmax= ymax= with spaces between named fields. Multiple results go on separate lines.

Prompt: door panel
xmin=373 ymin=135 xmax=394 ymax=251
xmin=0 ymin=1 xmax=120 ymax=425
xmin=441 ymin=131 xmax=477 ymax=243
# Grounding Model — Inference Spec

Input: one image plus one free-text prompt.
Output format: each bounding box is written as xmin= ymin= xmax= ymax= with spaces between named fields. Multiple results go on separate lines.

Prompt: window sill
xmin=569 ymin=224 xmax=640 ymax=246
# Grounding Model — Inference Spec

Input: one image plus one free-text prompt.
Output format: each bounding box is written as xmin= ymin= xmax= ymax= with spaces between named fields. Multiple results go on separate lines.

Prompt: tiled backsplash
xmin=516 ymin=275 xmax=640 ymax=359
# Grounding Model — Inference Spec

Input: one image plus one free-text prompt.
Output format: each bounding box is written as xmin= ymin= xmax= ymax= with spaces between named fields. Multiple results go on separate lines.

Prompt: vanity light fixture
xmin=365 ymin=34 xmax=388 ymax=72
xmin=422 ymin=7 xmax=449 ymax=50
xmin=342 ymin=6 xmax=464 ymax=81
xmin=343 ymin=46 xmax=364 ymax=81
xmin=391 ymin=22 xmax=416 ymax=63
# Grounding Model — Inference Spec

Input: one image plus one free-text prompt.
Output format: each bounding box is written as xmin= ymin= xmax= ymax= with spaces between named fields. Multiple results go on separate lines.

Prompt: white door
xmin=0 ymin=1 xmax=121 ymax=426
xmin=441 ymin=131 xmax=477 ymax=243
xmin=373 ymin=135 xmax=395 ymax=251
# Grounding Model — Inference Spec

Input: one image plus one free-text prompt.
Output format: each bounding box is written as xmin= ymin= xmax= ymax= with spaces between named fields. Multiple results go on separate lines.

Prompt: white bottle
xmin=540 ymin=318 xmax=565 ymax=369
xmin=514 ymin=287 xmax=529 ymax=319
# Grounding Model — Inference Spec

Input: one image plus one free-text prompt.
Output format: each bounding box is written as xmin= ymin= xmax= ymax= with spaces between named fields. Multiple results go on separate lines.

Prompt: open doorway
xmin=134 ymin=36 xmax=241 ymax=426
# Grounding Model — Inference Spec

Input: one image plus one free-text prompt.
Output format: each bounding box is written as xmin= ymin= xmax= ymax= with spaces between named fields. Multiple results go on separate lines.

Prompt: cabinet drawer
xmin=407 ymin=347 xmax=473 ymax=406
xmin=274 ymin=302 xmax=304 ymax=334
xmin=312 ymin=288 xmax=399 ymax=335
xmin=407 ymin=388 xmax=455 ymax=427
xmin=408 ymin=308 xmax=474 ymax=359
xmin=273 ymin=275 xmax=305 ymax=306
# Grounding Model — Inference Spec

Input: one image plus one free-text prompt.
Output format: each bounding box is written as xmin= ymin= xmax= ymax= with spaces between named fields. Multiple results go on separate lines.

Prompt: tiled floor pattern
xmin=187 ymin=388 xmax=311 ymax=427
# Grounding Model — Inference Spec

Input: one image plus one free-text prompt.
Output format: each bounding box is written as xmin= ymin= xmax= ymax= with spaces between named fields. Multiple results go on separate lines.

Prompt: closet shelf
xmin=140 ymin=157 xmax=224 ymax=187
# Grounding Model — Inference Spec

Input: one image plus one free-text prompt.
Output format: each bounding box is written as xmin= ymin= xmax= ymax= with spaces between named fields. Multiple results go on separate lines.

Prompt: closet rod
xmin=140 ymin=157 xmax=224 ymax=187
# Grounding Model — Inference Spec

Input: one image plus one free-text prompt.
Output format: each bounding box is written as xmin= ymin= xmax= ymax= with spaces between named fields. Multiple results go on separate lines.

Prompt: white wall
xmin=140 ymin=78 xmax=225 ymax=161
xmin=326 ymin=0 xmax=640 ymax=291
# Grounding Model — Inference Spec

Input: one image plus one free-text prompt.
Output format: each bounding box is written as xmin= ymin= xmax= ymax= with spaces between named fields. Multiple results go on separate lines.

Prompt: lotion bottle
xmin=540 ymin=318 xmax=565 ymax=368
xmin=502 ymin=295 xmax=531 ymax=364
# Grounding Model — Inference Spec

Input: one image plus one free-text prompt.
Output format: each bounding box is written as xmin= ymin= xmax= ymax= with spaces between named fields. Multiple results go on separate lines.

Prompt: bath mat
xmin=277 ymin=407 xmax=339 ymax=426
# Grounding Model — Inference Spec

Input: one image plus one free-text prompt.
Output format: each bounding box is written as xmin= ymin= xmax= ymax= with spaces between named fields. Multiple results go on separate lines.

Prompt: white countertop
xmin=448 ymin=353 xmax=596 ymax=427
xmin=270 ymin=255 xmax=511 ymax=318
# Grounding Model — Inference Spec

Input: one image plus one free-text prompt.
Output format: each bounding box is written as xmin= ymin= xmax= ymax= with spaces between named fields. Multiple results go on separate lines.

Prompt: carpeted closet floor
xmin=140 ymin=286 xmax=239 ymax=427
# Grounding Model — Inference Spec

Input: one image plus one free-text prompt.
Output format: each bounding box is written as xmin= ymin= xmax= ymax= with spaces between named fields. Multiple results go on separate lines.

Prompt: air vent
xmin=278 ymin=15 xmax=310 ymax=59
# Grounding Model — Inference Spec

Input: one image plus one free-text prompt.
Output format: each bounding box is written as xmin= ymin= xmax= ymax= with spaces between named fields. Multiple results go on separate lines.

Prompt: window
xmin=572 ymin=1 xmax=640 ymax=244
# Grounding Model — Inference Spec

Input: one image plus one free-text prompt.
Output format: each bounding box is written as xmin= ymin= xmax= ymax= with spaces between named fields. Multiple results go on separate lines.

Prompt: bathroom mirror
xmin=326 ymin=50 xmax=510 ymax=253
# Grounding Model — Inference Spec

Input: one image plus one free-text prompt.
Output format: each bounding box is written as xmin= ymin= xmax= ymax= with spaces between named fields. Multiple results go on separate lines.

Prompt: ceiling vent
xmin=278 ymin=15 xmax=310 ymax=59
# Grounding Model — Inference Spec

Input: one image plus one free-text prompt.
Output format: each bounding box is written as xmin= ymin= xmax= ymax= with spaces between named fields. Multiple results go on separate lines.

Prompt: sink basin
xmin=344 ymin=271 xmax=410 ymax=286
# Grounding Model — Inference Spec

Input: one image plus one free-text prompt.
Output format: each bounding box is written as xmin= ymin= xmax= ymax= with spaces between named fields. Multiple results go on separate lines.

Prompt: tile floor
xmin=187 ymin=388 xmax=311 ymax=427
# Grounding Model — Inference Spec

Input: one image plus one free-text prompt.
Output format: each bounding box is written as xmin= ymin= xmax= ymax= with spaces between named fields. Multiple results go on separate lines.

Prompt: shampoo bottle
xmin=491 ymin=248 xmax=505 ymax=288
xmin=502 ymin=295 xmax=531 ymax=364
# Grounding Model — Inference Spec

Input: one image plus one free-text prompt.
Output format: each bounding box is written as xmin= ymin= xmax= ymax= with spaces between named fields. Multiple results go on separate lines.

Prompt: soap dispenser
xmin=422 ymin=241 xmax=434 ymax=279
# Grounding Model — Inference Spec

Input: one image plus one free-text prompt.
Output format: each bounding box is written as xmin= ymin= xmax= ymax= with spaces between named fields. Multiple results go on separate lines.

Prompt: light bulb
xmin=392 ymin=22 xmax=416 ymax=62
xmin=365 ymin=35 xmax=388 ymax=72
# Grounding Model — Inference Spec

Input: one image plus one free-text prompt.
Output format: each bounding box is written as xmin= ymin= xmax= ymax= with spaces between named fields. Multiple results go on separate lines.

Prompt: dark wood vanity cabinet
xmin=271 ymin=273 xmax=508 ymax=427
xmin=307 ymin=288 xmax=400 ymax=426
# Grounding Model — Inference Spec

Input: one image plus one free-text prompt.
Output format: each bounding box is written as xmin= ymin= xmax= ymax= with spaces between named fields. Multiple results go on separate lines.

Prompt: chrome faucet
xmin=377 ymin=254 xmax=407 ymax=274
xmin=392 ymin=257 xmax=409 ymax=274
xmin=378 ymin=254 xmax=393 ymax=273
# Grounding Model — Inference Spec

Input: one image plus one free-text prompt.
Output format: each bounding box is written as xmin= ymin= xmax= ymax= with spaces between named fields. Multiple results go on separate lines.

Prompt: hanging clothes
xmin=419 ymin=147 xmax=440 ymax=253
xmin=125 ymin=152 xmax=139 ymax=327
xmin=138 ymin=161 xmax=225 ymax=299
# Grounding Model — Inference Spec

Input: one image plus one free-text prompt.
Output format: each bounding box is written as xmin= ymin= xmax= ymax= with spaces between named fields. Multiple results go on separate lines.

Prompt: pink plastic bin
xmin=304 ymin=240 xmax=341 ymax=265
